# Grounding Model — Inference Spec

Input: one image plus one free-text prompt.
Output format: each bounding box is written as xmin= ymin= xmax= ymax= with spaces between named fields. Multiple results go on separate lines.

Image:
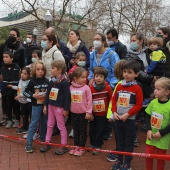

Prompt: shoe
xmin=107 ymin=153 xmax=118 ymax=162
xmin=25 ymin=143 xmax=33 ymax=153
xmin=111 ymin=161 xmax=122 ymax=170
xmin=74 ymin=149 xmax=85 ymax=156
xmin=87 ymin=144 xmax=95 ymax=152
xmin=16 ymin=127 xmax=27 ymax=134
xmin=142 ymin=99 xmax=150 ymax=107
xmin=23 ymin=133 xmax=28 ymax=139
xmin=69 ymin=129 xmax=74 ymax=138
xmin=13 ymin=120 xmax=20 ymax=128
xmin=0 ymin=117 xmax=7 ymax=126
xmin=5 ymin=120 xmax=13 ymax=128
xmin=40 ymin=144 xmax=51 ymax=152
xmin=69 ymin=147 xmax=78 ymax=155
xmin=121 ymin=164 xmax=131 ymax=170
xmin=33 ymin=133 xmax=40 ymax=140
xmin=55 ymin=147 xmax=68 ymax=155
xmin=92 ymin=148 xmax=101 ymax=155
xmin=104 ymin=134 xmax=111 ymax=140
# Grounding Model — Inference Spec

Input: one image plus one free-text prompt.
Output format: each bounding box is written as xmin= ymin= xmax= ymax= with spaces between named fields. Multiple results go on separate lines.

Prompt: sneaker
xmin=5 ymin=120 xmax=13 ymax=128
xmin=88 ymin=144 xmax=95 ymax=152
xmin=142 ymin=99 xmax=150 ymax=107
xmin=69 ymin=129 xmax=74 ymax=138
xmin=74 ymin=149 xmax=85 ymax=156
xmin=40 ymin=144 xmax=51 ymax=152
xmin=121 ymin=164 xmax=131 ymax=170
xmin=111 ymin=161 xmax=122 ymax=170
xmin=25 ymin=143 xmax=33 ymax=153
xmin=0 ymin=117 xmax=7 ymax=126
xmin=16 ymin=127 xmax=27 ymax=134
xmin=92 ymin=148 xmax=101 ymax=155
xmin=13 ymin=120 xmax=20 ymax=128
xmin=33 ymin=133 xmax=40 ymax=140
xmin=55 ymin=147 xmax=68 ymax=155
xmin=107 ymin=153 xmax=118 ymax=162
xmin=23 ymin=133 xmax=28 ymax=139
xmin=69 ymin=147 xmax=78 ymax=155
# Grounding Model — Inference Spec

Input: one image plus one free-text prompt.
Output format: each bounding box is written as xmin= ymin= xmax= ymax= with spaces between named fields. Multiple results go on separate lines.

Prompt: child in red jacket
xmin=89 ymin=66 xmax=112 ymax=155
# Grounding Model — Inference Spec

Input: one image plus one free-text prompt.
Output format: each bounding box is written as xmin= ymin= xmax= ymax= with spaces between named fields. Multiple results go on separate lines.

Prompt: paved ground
xmin=0 ymin=112 xmax=170 ymax=170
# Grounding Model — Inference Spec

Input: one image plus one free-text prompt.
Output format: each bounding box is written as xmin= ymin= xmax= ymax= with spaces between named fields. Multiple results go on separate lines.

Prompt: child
xmin=111 ymin=60 xmax=143 ymax=170
xmin=27 ymin=50 xmax=42 ymax=68
xmin=69 ymin=67 xmax=93 ymax=156
xmin=145 ymin=77 xmax=170 ymax=170
xmin=146 ymin=37 xmax=166 ymax=76
xmin=0 ymin=51 xmax=20 ymax=128
xmin=40 ymin=60 xmax=70 ymax=155
xmin=7 ymin=67 xmax=31 ymax=134
xmin=89 ymin=66 xmax=112 ymax=155
xmin=68 ymin=51 xmax=87 ymax=81
xmin=23 ymin=61 xmax=49 ymax=153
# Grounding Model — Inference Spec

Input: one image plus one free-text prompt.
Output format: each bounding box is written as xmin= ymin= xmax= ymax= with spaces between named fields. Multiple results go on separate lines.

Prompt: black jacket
xmin=0 ymin=63 xmax=20 ymax=96
xmin=110 ymin=40 xmax=127 ymax=59
xmin=0 ymin=42 xmax=26 ymax=68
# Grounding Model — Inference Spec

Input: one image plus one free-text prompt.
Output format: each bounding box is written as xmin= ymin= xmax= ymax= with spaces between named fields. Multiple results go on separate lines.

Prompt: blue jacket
xmin=88 ymin=48 xmax=120 ymax=89
xmin=63 ymin=41 xmax=90 ymax=68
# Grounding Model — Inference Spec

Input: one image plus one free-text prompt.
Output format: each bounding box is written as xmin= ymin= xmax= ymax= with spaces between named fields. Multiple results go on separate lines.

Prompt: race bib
xmin=37 ymin=92 xmax=46 ymax=104
xmin=71 ymin=91 xmax=82 ymax=103
xmin=151 ymin=111 xmax=163 ymax=129
xmin=117 ymin=93 xmax=130 ymax=107
xmin=49 ymin=88 xmax=59 ymax=101
xmin=93 ymin=100 xmax=105 ymax=112
xmin=17 ymin=87 xmax=21 ymax=95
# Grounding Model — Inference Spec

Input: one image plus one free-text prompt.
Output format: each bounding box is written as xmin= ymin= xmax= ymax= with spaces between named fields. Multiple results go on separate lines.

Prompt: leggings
xmin=145 ymin=144 xmax=167 ymax=170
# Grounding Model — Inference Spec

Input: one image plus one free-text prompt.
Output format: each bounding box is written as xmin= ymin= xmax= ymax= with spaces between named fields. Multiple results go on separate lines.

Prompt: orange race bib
xmin=151 ymin=111 xmax=163 ymax=129
xmin=37 ymin=96 xmax=45 ymax=104
xmin=49 ymin=88 xmax=59 ymax=101
xmin=71 ymin=91 xmax=82 ymax=103
xmin=93 ymin=100 xmax=105 ymax=112
xmin=117 ymin=93 xmax=130 ymax=107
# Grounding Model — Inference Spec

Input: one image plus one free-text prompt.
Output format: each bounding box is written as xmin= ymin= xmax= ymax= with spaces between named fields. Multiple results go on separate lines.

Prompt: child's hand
xmin=63 ymin=110 xmax=69 ymax=117
xmin=7 ymin=84 xmax=13 ymax=88
xmin=147 ymin=130 xmax=153 ymax=140
xmin=109 ymin=114 xmax=114 ymax=122
xmin=153 ymin=132 xmax=161 ymax=140
xmin=113 ymin=112 xmax=120 ymax=120
xmin=15 ymin=95 xmax=20 ymax=101
xmin=120 ymin=113 xmax=129 ymax=122
xmin=43 ymin=106 xmax=47 ymax=115
xmin=85 ymin=113 xmax=93 ymax=121
xmin=89 ymin=79 xmax=94 ymax=86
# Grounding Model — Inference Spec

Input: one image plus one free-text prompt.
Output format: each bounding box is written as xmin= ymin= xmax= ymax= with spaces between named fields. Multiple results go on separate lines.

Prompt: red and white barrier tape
xmin=0 ymin=134 xmax=170 ymax=161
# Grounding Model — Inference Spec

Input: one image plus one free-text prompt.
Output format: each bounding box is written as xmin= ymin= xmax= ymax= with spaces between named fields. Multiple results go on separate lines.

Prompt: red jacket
xmin=90 ymin=82 xmax=112 ymax=116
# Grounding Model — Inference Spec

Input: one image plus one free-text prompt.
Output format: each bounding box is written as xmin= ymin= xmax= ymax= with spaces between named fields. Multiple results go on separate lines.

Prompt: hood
xmin=128 ymin=46 xmax=148 ymax=55
xmin=92 ymin=47 xmax=114 ymax=56
xmin=71 ymin=81 xmax=85 ymax=88
xmin=42 ymin=45 xmax=58 ymax=57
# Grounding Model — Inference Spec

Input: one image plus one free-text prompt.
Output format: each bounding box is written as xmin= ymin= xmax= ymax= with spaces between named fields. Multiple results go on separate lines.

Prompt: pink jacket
xmin=70 ymin=81 xmax=92 ymax=114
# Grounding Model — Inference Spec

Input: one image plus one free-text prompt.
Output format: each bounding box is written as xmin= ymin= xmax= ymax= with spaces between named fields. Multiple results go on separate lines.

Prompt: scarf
xmin=121 ymin=79 xmax=137 ymax=87
xmin=93 ymin=82 xmax=106 ymax=91
xmin=67 ymin=40 xmax=81 ymax=53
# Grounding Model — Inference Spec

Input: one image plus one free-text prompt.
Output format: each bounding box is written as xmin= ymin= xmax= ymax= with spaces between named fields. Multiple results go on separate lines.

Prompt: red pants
xmin=145 ymin=144 xmax=167 ymax=170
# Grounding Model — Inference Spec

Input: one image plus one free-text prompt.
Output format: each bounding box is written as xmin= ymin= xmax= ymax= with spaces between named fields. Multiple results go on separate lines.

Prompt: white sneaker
xmin=5 ymin=120 xmax=13 ymax=128
xmin=23 ymin=133 xmax=28 ymax=139
xmin=33 ymin=133 xmax=40 ymax=140
xmin=13 ymin=120 xmax=20 ymax=128
xmin=69 ymin=129 xmax=74 ymax=138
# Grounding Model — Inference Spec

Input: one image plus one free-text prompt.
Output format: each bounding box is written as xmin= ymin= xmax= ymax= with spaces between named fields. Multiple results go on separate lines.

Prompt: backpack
xmin=52 ymin=50 xmax=69 ymax=72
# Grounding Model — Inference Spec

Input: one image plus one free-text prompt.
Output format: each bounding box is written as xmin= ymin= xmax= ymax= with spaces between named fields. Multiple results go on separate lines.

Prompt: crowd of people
xmin=0 ymin=26 xmax=170 ymax=170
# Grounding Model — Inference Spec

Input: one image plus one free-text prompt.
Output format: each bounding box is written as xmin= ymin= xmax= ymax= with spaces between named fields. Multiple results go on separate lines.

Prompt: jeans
xmin=115 ymin=119 xmax=136 ymax=165
xmin=27 ymin=105 xmax=47 ymax=144
xmin=89 ymin=115 xmax=107 ymax=148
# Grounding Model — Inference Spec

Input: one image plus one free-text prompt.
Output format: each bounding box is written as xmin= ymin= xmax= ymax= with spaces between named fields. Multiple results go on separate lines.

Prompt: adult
xmin=63 ymin=30 xmax=90 ymax=69
xmin=41 ymin=34 xmax=64 ymax=80
xmin=106 ymin=28 xmax=127 ymax=59
xmin=157 ymin=27 xmax=170 ymax=77
xmin=24 ymin=33 xmax=40 ymax=65
xmin=88 ymin=33 xmax=120 ymax=89
xmin=0 ymin=28 xmax=25 ymax=68
xmin=45 ymin=27 xmax=65 ymax=53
